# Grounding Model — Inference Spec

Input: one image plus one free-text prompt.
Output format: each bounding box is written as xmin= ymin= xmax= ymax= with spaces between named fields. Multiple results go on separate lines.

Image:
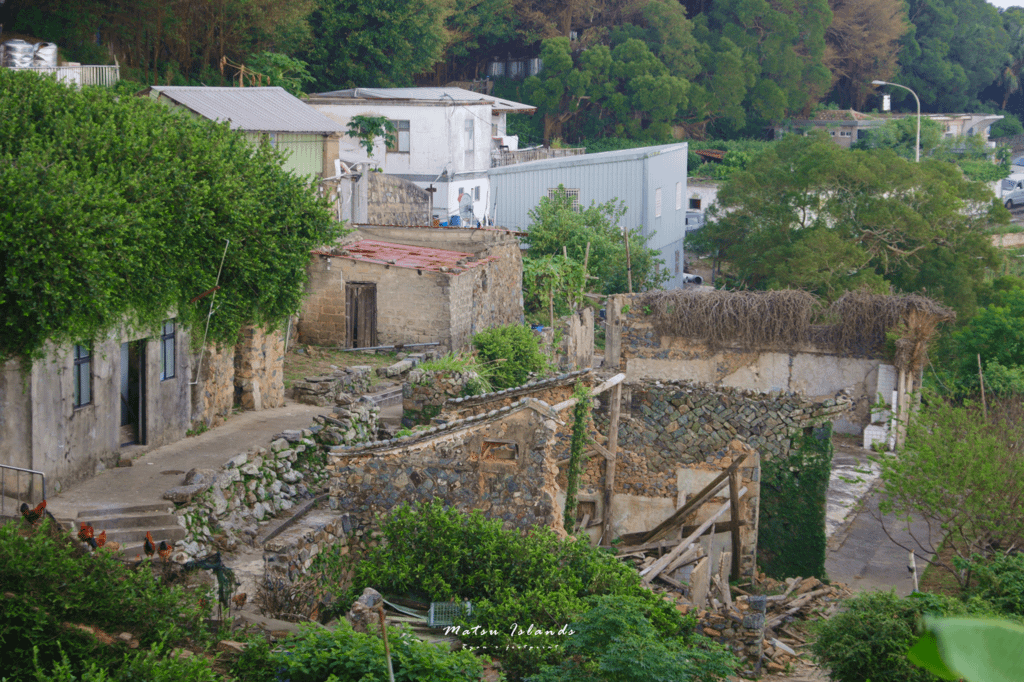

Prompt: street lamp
xmin=872 ymin=80 xmax=921 ymax=163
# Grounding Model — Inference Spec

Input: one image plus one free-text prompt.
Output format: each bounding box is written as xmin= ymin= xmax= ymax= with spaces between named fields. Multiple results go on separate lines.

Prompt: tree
xmin=823 ymin=0 xmax=909 ymax=110
xmin=690 ymin=133 xmax=1002 ymax=314
xmin=525 ymin=188 xmax=667 ymax=295
xmin=0 ymin=69 xmax=341 ymax=362
xmin=524 ymin=38 xmax=593 ymax=144
xmin=303 ymin=0 xmax=451 ymax=90
xmin=853 ymin=117 xmax=946 ymax=159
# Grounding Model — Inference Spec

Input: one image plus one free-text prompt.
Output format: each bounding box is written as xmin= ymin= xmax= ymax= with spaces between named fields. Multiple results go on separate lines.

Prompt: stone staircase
xmin=74 ymin=503 xmax=186 ymax=557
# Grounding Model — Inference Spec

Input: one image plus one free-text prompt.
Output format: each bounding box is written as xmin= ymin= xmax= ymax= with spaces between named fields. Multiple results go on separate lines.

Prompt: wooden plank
xmin=639 ymin=453 xmax=748 ymax=545
xmin=551 ymin=373 xmax=626 ymax=412
xmin=664 ymin=543 xmax=702 ymax=574
xmin=688 ymin=556 xmax=710 ymax=609
xmin=641 ymin=486 xmax=747 ymax=584
xmin=601 ymin=382 xmax=622 ymax=545
xmin=729 ymin=468 xmax=743 ymax=581
xmin=345 ymin=285 xmax=355 ymax=348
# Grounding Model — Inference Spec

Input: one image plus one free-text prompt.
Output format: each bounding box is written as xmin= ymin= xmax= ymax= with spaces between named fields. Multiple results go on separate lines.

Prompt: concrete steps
xmin=76 ymin=503 xmax=185 ymax=556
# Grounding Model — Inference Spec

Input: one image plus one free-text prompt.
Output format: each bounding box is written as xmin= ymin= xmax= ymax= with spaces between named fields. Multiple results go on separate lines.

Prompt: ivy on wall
xmin=0 ymin=70 xmax=341 ymax=363
xmin=757 ymin=423 xmax=834 ymax=579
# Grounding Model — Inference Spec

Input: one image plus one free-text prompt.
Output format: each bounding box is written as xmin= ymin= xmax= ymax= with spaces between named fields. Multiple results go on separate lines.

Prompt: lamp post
xmin=872 ymin=80 xmax=921 ymax=163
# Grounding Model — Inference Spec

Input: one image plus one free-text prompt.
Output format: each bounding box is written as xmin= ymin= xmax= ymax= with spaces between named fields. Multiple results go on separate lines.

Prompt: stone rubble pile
xmin=291 ymin=366 xmax=374 ymax=406
xmin=312 ymin=395 xmax=381 ymax=446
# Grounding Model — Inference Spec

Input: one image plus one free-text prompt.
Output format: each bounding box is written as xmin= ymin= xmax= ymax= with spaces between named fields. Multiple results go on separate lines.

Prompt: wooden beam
xmin=639 ymin=453 xmax=748 ymax=545
xmin=551 ymin=373 xmax=626 ymax=412
xmin=601 ymin=382 xmax=622 ymax=545
xmin=641 ymin=486 xmax=747 ymax=584
xmin=616 ymin=520 xmax=747 ymax=554
xmin=729 ymin=468 xmax=743 ymax=581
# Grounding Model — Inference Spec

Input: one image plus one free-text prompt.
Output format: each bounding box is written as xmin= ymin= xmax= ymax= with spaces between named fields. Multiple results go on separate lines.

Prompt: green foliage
xmin=417 ymin=353 xmax=493 ymax=395
xmin=0 ymin=520 xmax=214 ymax=681
xmin=691 ymin=133 xmax=1002 ymax=315
xmin=266 ymin=621 xmax=485 ymax=682
xmin=522 ymin=255 xmax=587 ymax=319
xmin=878 ymin=395 xmax=1024 ymax=586
xmin=958 ymin=551 xmax=1024 ymax=616
xmin=472 ymin=324 xmax=548 ymax=389
xmin=304 ymin=0 xmax=450 ymax=89
xmin=0 ymin=70 xmax=340 ymax=363
xmin=908 ymin=615 xmax=1024 ymax=682
xmin=941 ymin=287 xmax=1024 ymax=395
xmin=811 ymin=591 xmax=998 ymax=682
xmin=991 ymin=116 xmax=1024 ymax=138
xmin=526 ymin=187 xmax=666 ymax=296
xmin=853 ymin=117 xmax=946 ymax=160
xmin=345 ymin=115 xmax=397 ymax=159
xmin=526 ymin=595 xmax=738 ymax=682
xmin=563 ymin=381 xmax=593 ymax=534
xmin=347 ymin=500 xmax=697 ymax=680
xmin=244 ymin=52 xmax=314 ymax=96
xmin=758 ymin=424 xmax=834 ymax=579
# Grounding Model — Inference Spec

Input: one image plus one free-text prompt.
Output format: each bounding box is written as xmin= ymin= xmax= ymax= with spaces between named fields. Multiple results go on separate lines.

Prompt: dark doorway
xmin=345 ymin=282 xmax=378 ymax=349
xmin=120 ymin=340 xmax=145 ymax=446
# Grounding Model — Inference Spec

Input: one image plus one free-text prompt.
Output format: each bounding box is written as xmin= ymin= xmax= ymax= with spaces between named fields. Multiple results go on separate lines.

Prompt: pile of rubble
xmin=312 ymin=395 xmax=381 ymax=446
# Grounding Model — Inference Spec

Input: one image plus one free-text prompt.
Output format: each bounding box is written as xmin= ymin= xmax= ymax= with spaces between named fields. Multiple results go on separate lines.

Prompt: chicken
xmin=78 ymin=523 xmax=97 ymax=549
xmin=144 ymin=531 xmax=156 ymax=559
xmin=231 ymin=592 xmax=247 ymax=611
xmin=158 ymin=540 xmax=172 ymax=563
xmin=20 ymin=500 xmax=46 ymax=524
xmin=95 ymin=530 xmax=106 ymax=547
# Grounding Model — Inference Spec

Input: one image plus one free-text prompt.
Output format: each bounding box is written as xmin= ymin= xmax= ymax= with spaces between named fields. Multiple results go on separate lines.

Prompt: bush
xmin=526 ymin=595 xmax=737 ymax=682
xmin=810 ymin=590 xmax=998 ymax=682
xmin=960 ymin=551 xmax=1024 ymax=616
xmin=346 ymin=500 xmax=698 ymax=680
xmin=472 ymin=324 xmax=549 ymax=389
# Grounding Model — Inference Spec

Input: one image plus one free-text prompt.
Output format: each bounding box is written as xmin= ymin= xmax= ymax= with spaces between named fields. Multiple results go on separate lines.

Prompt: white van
xmin=1002 ymin=174 xmax=1024 ymax=208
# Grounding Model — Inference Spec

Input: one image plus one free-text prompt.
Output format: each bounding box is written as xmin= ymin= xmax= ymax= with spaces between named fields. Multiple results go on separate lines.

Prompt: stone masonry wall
xmin=191 ymin=345 xmax=235 ymax=430
xmin=366 ymin=173 xmax=430 ymax=226
xmin=402 ymin=369 xmax=477 ymax=426
xmin=235 ymin=326 xmax=285 ymax=411
xmin=297 ymin=255 xmax=345 ymax=346
xmin=292 ymin=366 xmax=374 ymax=406
xmin=588 ymin=381 xmax=850 ymax=500
xmin=327 ymin=399 xmax=565 ymax=534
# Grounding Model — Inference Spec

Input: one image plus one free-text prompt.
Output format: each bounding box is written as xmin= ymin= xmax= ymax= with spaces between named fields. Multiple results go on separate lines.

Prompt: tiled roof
xmin=312 ymin=240 xmax=495 ymax=274
xmin=142 ymin=86 xmax=345 ymax=134
xmin=694 ymin=149 xmax=726 ymax=161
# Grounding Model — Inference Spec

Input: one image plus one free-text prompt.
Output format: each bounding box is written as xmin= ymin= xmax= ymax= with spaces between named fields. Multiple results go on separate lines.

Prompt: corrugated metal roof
xmin=489 ymin=143 xmax=688 ymax=175
xmin=313 ymin=240 xmax=495 ymax=274
xmin=311 ymin=87 xmax=536 ymax=113
xmin=143 ymin=86 xmax=345 ymax=134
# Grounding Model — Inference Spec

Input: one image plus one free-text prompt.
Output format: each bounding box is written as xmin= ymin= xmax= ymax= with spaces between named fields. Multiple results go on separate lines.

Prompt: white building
xmin=306 ymin=87 xmax=535 ymax=224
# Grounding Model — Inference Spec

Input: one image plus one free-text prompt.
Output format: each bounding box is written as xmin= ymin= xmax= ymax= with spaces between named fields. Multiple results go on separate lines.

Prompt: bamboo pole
xmin=729 ymin=468 xmax=743 ymax=581
xmin=601 ymin=382 xmax=622 ymax=545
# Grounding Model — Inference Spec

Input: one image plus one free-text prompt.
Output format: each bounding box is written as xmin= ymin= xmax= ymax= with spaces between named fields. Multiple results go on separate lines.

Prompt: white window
xmin=388 ymin=120 xmax=410 ymax=153
xmin=465 ymin=119 xmax=475 ymax=153
xmin=73 ymin=343 xmax=92 ymax=408
xmin=675 ymin=182 xmax=682 ymax=210
xmin=160 ymin=320 xmax=176 ymax=381
xmin=548 ymin=188 xmax=580 ymax=212
xmin=655 ymin=188 xmax=662 ymax=217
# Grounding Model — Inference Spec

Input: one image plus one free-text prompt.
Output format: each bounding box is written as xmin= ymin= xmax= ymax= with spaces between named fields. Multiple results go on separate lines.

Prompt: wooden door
xmin=345 ymin=283 xmax=378 ymax=349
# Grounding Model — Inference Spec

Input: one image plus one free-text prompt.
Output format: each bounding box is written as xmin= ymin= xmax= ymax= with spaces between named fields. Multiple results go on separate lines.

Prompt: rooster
xmin=158 ymin=540 xmax=172 ymax=563
xmin=78 ymin=523 xmax=97 ymax=549
xmin=144 ymin=531 xmax=156 ymax=559
xmin=20 ymin=500 xmax=46 ymax=525
xmin=95 ymin=531 xmax=120 ymax=552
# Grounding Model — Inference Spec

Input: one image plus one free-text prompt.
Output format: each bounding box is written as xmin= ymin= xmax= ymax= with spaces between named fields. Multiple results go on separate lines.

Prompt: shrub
xmin=526 ymin=595 xmax=737 ymax=682
xmin=472 ymin=324 xmax=549 ymax=389
xmin=346 ymin=500 xmax=700 ymax=680
xmin=810 ymin=590 xmax=998 ymax=682
xmin=960 ymin=551 xmax=1024 ymax=616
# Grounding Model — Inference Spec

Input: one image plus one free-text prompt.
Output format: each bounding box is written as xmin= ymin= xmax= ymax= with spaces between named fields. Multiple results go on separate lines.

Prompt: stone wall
xmin=192 ymin=345 xmax=235 ymax=430
xmin=327 ymin=399 xmax=564 ymax=534
xmin=606 ymin=294 xmax=883 ymax=434
xmin=401 ymin=369 xmax=478 ymax=426
xmin=264 ymin=509 xmax=351 ymax=581
xmin=234 ymin=325 xmax=285 ymax=411
xmin=366 ymin=173 xmax=430 ymax=226
xmin=296 ymin=255 xmax=345 ymax=346
xmin=441 ymin=370 xmax=588 ymax=422
xmin=291 ymin=366 xmax=374 ymax=406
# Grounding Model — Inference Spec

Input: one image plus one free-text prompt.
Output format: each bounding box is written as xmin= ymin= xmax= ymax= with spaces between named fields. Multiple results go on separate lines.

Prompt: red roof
xmin=312 ymin=240 xmax=495 ymax=274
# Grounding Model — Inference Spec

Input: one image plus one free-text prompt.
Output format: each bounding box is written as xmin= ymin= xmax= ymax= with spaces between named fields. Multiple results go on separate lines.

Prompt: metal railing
xmin=0 ymin=464 xmax=46 ymax=517
xmin=5 ymin=65 xmax=120 ymax=87
xmin=490 ymin=146 xmax=586 ymax=168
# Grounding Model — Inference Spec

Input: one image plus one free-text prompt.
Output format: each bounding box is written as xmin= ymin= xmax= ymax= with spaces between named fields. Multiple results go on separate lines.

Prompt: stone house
xmin=298 ymin=225 xmax=523 ymax=350
xmin=775 ymin=109 xmax=1004 ymax=150
xmin=0 ymin=324 xmax=285 ymax=498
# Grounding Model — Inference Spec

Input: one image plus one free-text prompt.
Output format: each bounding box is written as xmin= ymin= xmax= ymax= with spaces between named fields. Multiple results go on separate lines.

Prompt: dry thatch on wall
xmin=635 ymin=289 xmax=954 ymax=362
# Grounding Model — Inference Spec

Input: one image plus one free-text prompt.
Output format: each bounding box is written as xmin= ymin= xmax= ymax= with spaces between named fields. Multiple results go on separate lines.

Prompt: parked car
xmin=1002 ymin=174 xmax=1024 ymax=208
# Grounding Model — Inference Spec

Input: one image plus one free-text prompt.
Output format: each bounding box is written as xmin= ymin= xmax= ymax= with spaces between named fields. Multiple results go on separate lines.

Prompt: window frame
xmin=547 ymin=188 xmax=580 ymax=212
xmin=73 ymin=343 xmax=92 ymax=409
xmin=160 ymin=319 xmax=176 ymax=381
xmin=387 ymin=120 xmax=410 ymax=153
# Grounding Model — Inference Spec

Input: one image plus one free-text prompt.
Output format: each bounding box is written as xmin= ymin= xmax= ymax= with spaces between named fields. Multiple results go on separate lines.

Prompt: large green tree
xmin=0 ymin=69 xmax=341 ymax=361
xmin=302 ymin=0 xmax=451 ymax=89
xmin=689 ymin=133 xmax=1002 ymax=315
